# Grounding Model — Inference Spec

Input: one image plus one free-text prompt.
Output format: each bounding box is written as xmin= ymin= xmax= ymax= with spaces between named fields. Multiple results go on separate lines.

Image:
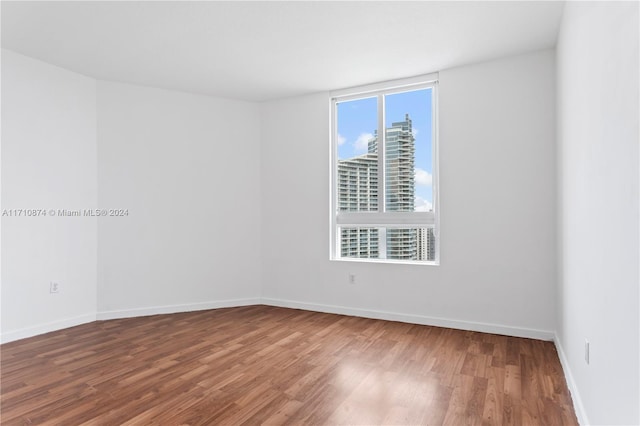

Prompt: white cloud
xmin=337 ymin=134 xmax=346 ymax=146
xmin=414 ymin=196 xmax=433 ymax=212
xmin=414 ymin=168 xmax=432 ymax=186
xmin=412 ymin=127 xmax=419 ymax=138
xmin=354 ymin=132 xmax=374 ymax=153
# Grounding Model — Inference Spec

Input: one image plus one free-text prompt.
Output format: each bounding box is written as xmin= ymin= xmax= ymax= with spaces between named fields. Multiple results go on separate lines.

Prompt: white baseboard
xmin=96 ymin=298 xmax=262 ymax=321
xmin=261 ymin=297 xmax=555 ymax=341
xmin=1 ymin=297 xmax=554 ymax=345
xmin=0 ymin=313 xmax=97 ymax=344
xmin=554 ymin=333 xmax=589 ymax=426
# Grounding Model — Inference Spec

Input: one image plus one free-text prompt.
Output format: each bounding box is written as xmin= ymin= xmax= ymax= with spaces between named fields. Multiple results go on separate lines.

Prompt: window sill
xmin=330 ymin=257 xmax=439 ymax=266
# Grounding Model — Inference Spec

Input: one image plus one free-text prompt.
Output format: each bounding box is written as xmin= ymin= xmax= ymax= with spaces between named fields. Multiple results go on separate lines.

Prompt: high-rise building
xmin=337 ymin=153 xmax=378 ymax=212
xmin=337 ymin=153 xmax=379 ymax=258
xmin=371 ymin=114 xmax=415 ymax=212
xmin=338 ymin=114 xmax=423 ymax=260
xmin=383 ymin=114 xmax=417 ymax=260
xmin=417 ymin=227 xmax=436 ymax=261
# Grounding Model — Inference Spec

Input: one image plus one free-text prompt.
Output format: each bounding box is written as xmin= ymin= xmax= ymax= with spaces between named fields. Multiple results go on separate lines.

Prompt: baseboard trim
xmin=96 ymin=298 xmax=262 ymax=321
xmin=1 ymin=297 xmax=554 ymax=345
xmin=0 ymin=313 xmax=97 ymax=344
xmin=261 ymin=297 xmax=555 ymax=341
xmin=554 ymin=333 xmax=589 ymax=425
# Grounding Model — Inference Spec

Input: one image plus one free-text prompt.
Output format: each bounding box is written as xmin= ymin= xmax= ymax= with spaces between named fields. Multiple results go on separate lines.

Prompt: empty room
xmin=1 ymin=1 xmax=638 ymax=425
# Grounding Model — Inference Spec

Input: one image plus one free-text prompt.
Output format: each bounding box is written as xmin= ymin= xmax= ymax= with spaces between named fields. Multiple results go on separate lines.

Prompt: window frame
xmin=329 ymin=73 xmax=440 ymax=265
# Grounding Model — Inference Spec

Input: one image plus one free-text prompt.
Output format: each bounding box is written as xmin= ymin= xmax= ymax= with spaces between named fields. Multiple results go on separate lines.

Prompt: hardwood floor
xmin=0 ymin=305 xmax=578 ymax=425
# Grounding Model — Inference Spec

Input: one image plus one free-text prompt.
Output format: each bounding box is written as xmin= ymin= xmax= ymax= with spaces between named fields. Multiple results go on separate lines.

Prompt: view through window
xmin=332 ymin=78 xmax=438 ymax=263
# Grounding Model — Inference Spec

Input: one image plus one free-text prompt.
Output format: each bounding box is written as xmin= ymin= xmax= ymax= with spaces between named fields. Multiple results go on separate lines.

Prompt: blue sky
xmin=337 ymin=88 xmax=433 ymax=211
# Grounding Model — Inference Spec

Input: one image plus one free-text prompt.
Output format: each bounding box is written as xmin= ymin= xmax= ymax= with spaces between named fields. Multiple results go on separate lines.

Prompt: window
xmin=330 ymin=74 xmax=439 ymax=264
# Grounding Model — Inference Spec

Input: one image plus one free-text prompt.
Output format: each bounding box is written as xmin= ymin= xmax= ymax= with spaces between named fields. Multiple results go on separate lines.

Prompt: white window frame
xmin=329 ymin=73 xmax=440 ymax=265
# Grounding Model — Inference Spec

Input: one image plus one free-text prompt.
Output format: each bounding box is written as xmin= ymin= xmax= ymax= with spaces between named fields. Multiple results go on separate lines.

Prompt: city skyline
xmin=337 ymin=113 xmax=435 ymax=261
xmin=337 ymin=88 xmax=434 ymax=212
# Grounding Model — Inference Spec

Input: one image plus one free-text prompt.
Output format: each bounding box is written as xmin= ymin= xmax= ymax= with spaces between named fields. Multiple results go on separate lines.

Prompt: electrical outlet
xmin=348 ymin=273 xmax=356 ymax=284
xmin=50 ymin=281 xmax=60 ymax=294
xmin=585 ymin=339 xmax=590 ymax=364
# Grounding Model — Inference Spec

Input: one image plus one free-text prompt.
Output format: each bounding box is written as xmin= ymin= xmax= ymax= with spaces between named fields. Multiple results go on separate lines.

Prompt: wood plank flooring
xmin=0 ymin=305 xmax=578 ymax=425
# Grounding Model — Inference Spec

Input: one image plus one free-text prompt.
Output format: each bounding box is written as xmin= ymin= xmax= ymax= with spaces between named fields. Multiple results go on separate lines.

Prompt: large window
xmin=330 ymin=74 xmax=439 ymax=264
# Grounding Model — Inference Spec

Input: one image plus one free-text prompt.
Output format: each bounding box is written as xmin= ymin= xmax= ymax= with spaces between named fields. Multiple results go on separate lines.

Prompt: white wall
xmin=556 ymin=2 xmax=639 ymax=425
xmin=1 ymin=55 xmax=264 ymax=338
xmin=1 ymin=49 xmax=97 ymax=342
xmin=96 ymin=81 xmax=262 ymax=317
xmin=261 ymin=49 xmax=557 ymax=339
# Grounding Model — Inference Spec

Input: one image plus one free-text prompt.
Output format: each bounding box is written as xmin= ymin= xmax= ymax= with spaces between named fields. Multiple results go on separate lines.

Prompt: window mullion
xmin=378 ymin=93 xmax=385 ymax=214
xmin=377 ymin=93 xmax=386 ymax=259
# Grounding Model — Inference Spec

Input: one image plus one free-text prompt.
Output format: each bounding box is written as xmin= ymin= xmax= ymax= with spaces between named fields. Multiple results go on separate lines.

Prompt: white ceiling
xmin=1 ymin=1 xmax=564 ymax=102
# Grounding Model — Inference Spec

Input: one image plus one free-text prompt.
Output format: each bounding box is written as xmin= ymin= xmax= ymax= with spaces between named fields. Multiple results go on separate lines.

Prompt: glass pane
xmin=336 ymin=97 xmax=378 ymax=212
xmin=339 ymin=226 xmax=435 ymax=261
xmin=339 ymin=227 xmax=379 ymax=259
xmin=383 ymin=89 xmax=433 ymax=213
xmin=386 ymin=227 xmax=436 ymax=261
